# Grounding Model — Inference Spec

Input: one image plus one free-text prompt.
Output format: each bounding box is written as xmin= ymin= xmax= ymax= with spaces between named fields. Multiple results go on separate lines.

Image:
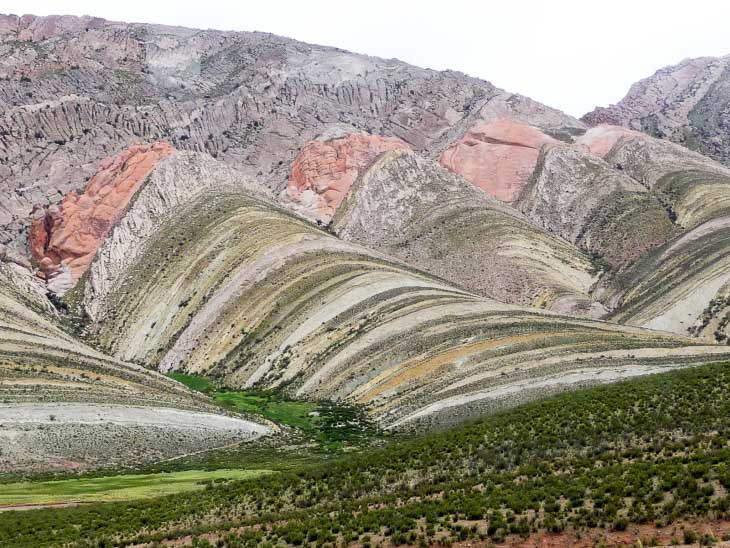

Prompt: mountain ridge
xmin=0 ymin=12 xmax=584 ymax=254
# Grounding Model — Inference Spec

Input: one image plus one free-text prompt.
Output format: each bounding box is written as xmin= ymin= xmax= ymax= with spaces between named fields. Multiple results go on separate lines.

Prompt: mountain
xmin=2 ymin=12 xmax=730 ymax=469
xmin=0 ymin=13 xmax=584 ymax=255
xmin=583 ymin=54 xmax=730 ymax=167
xmin=0 ymin=257 xmax=268 ymax=473
xmin=330 ymin=148 xmax=601 ymax=314
xmin=573 ymin=126 xmax=730 ymax=340
xmin=436 ymin=119 xmax=730 ymax=340
xmin=6 ymin=11 xmax=730 ymax=547
xmin=53 ymin=146 xmax=728 ymax=431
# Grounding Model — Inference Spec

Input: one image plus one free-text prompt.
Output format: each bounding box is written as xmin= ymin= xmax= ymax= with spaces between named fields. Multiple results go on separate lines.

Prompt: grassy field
xmin=166 ymin=372 xmax=214 ymax=392
xmin=0 ymin=376 xmax=381 ymax=488
xmin=0 ymin=469 xmax=272 ymax=507
xmin=213 ymin=390 xmax=318 ymax=430
xmin=5 ymin=361 xmax=730 ymax=546
xmin=168 ymin=373 xmax=377 ymax=449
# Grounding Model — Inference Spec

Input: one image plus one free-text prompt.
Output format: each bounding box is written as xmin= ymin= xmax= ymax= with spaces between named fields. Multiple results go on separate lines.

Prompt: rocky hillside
xmin=0 ymin=258 xmax=268 ymax=473
xmin=439 ymin=119 xmax=730 ymax=340
xmin=331 ymin=149 xmax=601 ymax=315
xmin=584 ymin=128 xmax=730 ymax=340
xmin=583 ymin=55 xmax=730 ymax=167
xmin=0 ymin=13 xmax=584 ymax=254
xmin=64 ymin=150 xmax=730 ymax=430
xmin=4 ymin=12 xmax=730 ymax=451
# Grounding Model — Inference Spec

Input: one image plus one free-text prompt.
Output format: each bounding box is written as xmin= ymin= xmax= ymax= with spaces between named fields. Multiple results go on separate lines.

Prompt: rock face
xmin=0 ymin=243 xmax=30 ymax=269
xmin=0 ymin=13 xmax=585 ymax=252
xmin=516 ymin=145 xmax=677 ymax=270
xmin=280 ymin=132 xmax=410 ymax=224
xmin=0 ymin=260 xmax=269 ymax=474
xmin=590 ymin=132 xmax=730 ymax=337
xmin=439 ymin=119 xmax=561 ymax=202
xmin=0 ymin=14 xmax=107 ymax=42
xmin=84 ymin=151 xmax=268 ymax=321
xmin=576 ymin=125 xmax=644 ymax=158
xmin=4 ymin=12 xmax=730 ymax=451
xmin=78 ymin=153 xmax=730 ymax=429
xmin=29 ymin=142 xmax=174 ymax=292
xmin=583 ymin=55 xmax=730 ymax=167
xmin=332 ymin=150 xmax=601 ymax=313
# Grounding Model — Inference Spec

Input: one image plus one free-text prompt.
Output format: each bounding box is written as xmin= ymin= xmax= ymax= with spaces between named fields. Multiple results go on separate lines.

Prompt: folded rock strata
xmin=28 ymin=142 xmax=174 ymax=293
xmin=76 ymin=153 xmax=730 ymax=429
xmin=280 ymin=132 xmax=410 ymax=224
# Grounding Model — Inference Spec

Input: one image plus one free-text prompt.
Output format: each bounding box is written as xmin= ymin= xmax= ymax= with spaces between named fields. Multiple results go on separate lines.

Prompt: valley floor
xmin=0 ymin=469 xmax=271 ymax=509
xmin=3 ymin=361 xmax=730 ymax=546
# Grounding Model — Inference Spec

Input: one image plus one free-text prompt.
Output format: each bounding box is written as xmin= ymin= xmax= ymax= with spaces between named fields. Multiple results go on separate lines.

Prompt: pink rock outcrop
xmin=280 ymin=133 xmax=411 ymax=224
xmin=576 ymin=125 xmax=643 ymax=158
xmin=30 ymin=142 xmax=174 ymax=291
xmin=439 ymin=119 xmax=560 ymax=202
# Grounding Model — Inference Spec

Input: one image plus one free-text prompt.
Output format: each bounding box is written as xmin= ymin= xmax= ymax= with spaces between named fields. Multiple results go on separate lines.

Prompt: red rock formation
xmin=576 ymin=124 xmax=643 ymax=158
xmin=30 ymin=142 xmax=174 ymax=291
xmin=280 ymin=133 xmax=411 ymax=224
xmin=439 ymin=119 xmax=560 ymax=202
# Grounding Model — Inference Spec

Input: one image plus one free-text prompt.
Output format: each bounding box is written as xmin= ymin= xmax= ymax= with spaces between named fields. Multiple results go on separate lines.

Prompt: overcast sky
xmin=6 ymin=0 xmax=730 ymax=117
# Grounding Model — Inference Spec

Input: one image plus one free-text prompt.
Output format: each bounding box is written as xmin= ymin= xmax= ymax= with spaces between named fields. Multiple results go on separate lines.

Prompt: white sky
xmin=5 ymin=0 xmax=730 ymax=117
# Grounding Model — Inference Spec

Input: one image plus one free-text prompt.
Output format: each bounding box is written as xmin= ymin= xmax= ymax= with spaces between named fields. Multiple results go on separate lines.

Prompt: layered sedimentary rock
xmin=280 ymin=132 xmax=410 ymax=224
xmin=0 ymin=13 xmax=585 ymax=252
xmin=76 ymin=153 xmax=730 ymax=429
xmin=0 ymin=261 xmax=268 ymax=472
xmin=516 ymin=145 xmax=677 ymax=270
xmin=590 ymin=131 xmax=730 ymax=337
xmin=433 ymin=120 xmax=680 ymax=273
xmin=29 ymin=142 xmax=174 ymax=293
xmin=583 ymin=55 xmax=730 ymax=167
xmin=332 ymin=150 xmax=602 ymax=314
xmin=439 ymin=119 xmax=561 ymax=202
xmin=4 ymin=12 xmax=730 ymax=446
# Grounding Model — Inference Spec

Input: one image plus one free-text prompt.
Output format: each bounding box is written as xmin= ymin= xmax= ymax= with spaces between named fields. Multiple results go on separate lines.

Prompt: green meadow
xmin=0 ymin=469 xmax=272 ymax=507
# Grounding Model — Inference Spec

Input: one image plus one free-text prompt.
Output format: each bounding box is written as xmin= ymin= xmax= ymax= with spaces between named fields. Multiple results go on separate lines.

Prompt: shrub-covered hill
xmin=5 ymin=360 xmax=730 ymax=546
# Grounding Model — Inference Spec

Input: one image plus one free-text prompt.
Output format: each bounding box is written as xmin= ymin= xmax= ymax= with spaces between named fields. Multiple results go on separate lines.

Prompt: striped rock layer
xmin=78 ymin=153 xmax=730 ymax=430
xmin=0 ymin=261 xmax=268 ymax=472
xmin=29 ymin=142 xmax=174 ymax=294
xmin=332 ymin=150 xmax=602 ymax=315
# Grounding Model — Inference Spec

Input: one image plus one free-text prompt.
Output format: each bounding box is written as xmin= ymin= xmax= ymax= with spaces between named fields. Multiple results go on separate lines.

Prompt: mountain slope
xmin=0 ymin=259 xmax=268 ymax=473
xmin=583 ymin=54 xmax=730 ymax=167
xmin=331 ymin=149 xmax=602 ymax=315
xmin=3 ymin=12 xmax=730 ymax=443
xmin=580 ymin=126 xmax=730 ymax=339
xmin=517 ymin=143 xmax=677 ymax=270
xmin=70 ymin=150 xmax=730 ymax=430
xmin=0 ymin=13 xmax=585 ymax=254
xmin=433 ymin=115 xmax=730 ymax=340
xmin=7 ymin=360 xmax=730 ymax=547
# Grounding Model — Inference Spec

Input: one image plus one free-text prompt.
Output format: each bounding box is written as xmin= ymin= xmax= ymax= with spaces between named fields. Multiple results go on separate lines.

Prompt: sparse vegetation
xmin=4 ymin=360 xmax=730 ymax=546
